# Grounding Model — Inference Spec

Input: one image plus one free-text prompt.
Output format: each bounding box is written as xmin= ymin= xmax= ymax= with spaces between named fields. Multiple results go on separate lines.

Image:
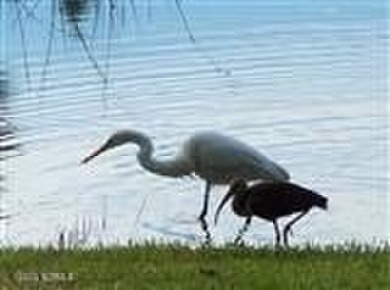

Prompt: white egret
xmin=81 ymin=130 xmax=290 ymax=240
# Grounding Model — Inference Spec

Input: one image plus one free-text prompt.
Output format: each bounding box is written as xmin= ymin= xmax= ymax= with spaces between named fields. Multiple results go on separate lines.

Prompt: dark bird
xmin=81 ymin=130 xmax=289 ymax=242
xmin=214 ymin=180 xmax=328 ymax=246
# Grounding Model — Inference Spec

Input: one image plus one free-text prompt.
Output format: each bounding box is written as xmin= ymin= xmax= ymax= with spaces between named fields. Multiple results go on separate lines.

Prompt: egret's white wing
xmin=189 ymin=132 xmax=289 ymax=183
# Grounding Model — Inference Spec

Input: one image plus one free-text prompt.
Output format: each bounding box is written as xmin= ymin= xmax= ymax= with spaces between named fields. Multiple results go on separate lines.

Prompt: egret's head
xmin=81 ymin=130 xmax=147 ymax=164
xmin=214 ymin=179 xmax=248 ymax=225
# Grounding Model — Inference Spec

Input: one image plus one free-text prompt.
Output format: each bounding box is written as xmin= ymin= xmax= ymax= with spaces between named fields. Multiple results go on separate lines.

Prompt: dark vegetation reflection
xmin=0 ymin=68 xmax=18 ymax=221
xmin=59 ymin=0 xmax=97 ymax=25
xmin=7 ymin=0 xmax=203 ymax=86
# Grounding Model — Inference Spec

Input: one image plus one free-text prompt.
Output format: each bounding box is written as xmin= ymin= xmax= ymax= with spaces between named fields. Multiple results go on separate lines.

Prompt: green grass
xmin=0 ymin=243 xmax=388 ymax=290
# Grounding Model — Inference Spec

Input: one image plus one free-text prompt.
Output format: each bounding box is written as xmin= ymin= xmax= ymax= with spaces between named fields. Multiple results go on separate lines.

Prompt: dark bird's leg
xmin=282 ymin=210 xmax=309 ymax=247
xmin=234 ymin=216 xmax=252 ymax=245
xmin=198 ymin=182 xmax=212 ymax=244
xmin=273 ymin=220 xmax=281 ymax=247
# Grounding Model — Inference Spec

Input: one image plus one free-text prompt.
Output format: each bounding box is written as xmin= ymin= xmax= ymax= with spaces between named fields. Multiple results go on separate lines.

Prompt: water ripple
xmin=1 ymin=0 xmax=387 ymax=246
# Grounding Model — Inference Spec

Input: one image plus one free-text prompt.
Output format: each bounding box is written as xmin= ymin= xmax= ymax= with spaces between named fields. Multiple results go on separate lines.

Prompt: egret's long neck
xmin=133 ymin=133 xmax=191 ymax=178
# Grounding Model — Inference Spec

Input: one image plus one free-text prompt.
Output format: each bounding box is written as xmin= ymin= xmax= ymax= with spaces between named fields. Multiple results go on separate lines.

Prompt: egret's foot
xmin=233 ymin=236 xmax=246 ymax=247
xmin=202 ymin=235 xmax=212 ymax=247
xmin=233 ymin=232 xmax=246 ymax=245
xmin=233 ymin=235 xmax=242 ymax=245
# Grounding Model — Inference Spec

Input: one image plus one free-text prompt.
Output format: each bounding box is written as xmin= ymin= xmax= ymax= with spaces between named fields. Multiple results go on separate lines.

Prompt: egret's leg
xmin=198 ymin=182 xmax=211 ymax=220
xmin=234 ymin=216 xmax=252 ymax=245
xmin=273 ymin=220 xmax=281 ymax=247
xmin=198 ymin=182 xmax=212 ymax=243
xmin=282 ymin=210 xmax=309 ymax=247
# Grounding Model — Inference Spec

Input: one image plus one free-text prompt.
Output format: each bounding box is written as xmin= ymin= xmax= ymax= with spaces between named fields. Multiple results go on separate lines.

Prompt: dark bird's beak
xmin=214 ymin=190 xmax=235 ymax=225
xmin=81 ymin=143 xmax=109 ymax=164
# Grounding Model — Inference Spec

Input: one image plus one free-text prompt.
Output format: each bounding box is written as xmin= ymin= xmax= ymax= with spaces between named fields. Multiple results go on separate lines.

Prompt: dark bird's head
xmin=315 ymin=193 xmax=328 ymax=210
xmin=214 ymin=179 xmax=248 ymax=225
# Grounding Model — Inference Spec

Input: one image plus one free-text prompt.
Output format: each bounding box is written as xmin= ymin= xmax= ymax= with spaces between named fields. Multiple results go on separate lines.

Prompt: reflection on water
xmin=0 ymin=68 xmax=19 ymax=222
xmin=0 ymin=69 xmax=6 ymax=198
xmin=1 ymin=1 xmax=388 ymax=246
xmin=0 ymin=68 xmax=13 ymax=164
xmin=0 ymin=70 xmax=7 ymax=99
xmin=59 ymin=0 xmax=97 ymax=25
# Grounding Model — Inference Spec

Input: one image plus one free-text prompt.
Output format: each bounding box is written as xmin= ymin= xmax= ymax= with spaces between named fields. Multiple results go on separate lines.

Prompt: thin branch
xmin=147 ymin=0 xmax=152 ymax=22
xmin=59 ymin=1 xmax=68 ymax=49
xmin=91 ymin=0 xmax=101 ymax=38
xmin=174 ymin=0 xmax=232 ymax=77
xmin=14 ymin=0 xmax=31 ymax=90
xmin=174 ymin=0 xmax=195 ymax=43
xmin=129 ymin=0 xmax=138 ymax=24
xmin=38 ymin=0 xmax=57 ymax=95
xmin=17 ymin=1 xmax=65 ymax=43
xmin=106 ymin=0 xmax=115 ymax=73
xmin=74 ymin=22 xmax=107 ymax=83
xmin=133 ymin=191 xmax=151 ymax=232
xmin=99 ymin=0 xmax=116 ymax=110
xmin=18 ymin=0 xmax=42 ymax=22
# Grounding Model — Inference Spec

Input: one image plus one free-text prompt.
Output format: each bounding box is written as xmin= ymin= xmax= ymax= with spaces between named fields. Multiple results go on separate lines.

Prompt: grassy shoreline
xmin=0 ymin=243 xmax=389 ymax=289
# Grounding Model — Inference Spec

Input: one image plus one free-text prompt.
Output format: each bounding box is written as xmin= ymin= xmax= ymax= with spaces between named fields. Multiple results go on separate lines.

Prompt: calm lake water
xmin=0 ymin=0 xmax=388 ymax=246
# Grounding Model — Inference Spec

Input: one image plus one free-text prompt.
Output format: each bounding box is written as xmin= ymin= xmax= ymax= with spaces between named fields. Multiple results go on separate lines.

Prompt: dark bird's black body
xmin=237 ymin=182 xmax=327 ymax=220
xmin=215 ymin=180 xmax=328 ymax=246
